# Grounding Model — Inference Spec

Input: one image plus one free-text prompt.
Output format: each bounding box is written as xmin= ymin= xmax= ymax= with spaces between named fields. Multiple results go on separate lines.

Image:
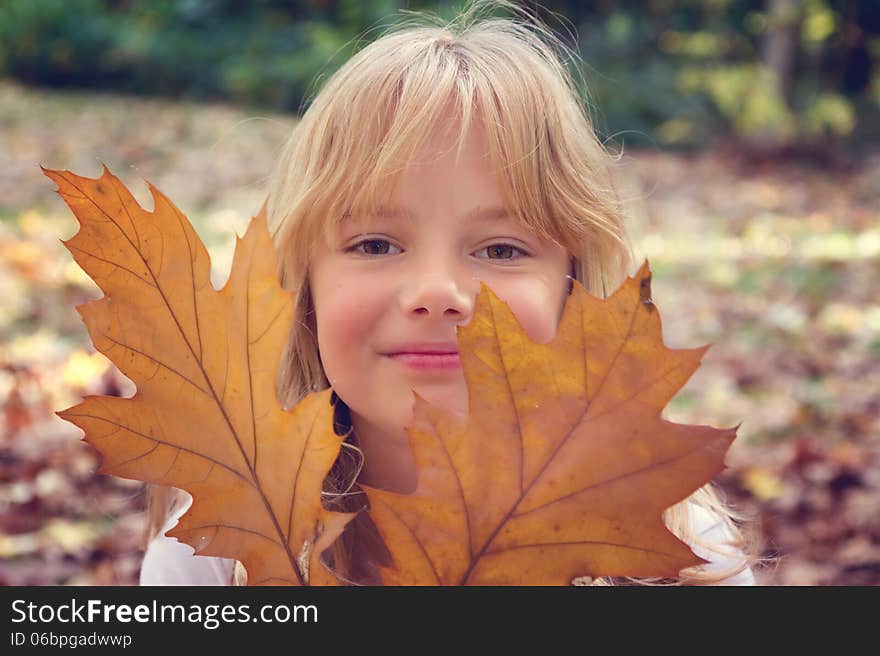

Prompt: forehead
xmin=329 ymin=113 xmax=557 ymax=241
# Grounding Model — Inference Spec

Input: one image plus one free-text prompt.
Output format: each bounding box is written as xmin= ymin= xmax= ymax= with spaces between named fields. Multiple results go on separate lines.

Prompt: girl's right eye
xmin=348 ymin=239 xmax=402 ymax=256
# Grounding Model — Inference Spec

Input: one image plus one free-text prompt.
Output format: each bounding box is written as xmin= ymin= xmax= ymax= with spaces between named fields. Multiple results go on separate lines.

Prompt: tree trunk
xmin=763 ymin=0 xmax=801 ymax=107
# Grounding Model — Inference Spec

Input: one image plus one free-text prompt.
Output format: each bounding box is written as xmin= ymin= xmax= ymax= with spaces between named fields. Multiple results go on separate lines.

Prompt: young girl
xmin=140 ymin=0 xmax=758 ymax=586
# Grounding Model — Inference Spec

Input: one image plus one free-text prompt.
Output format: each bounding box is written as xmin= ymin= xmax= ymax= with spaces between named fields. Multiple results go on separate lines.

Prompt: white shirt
xmin=139 ymin=494 xmax=754 ymax=585
xmin=139 ymin=495 xmax=236 ymax=586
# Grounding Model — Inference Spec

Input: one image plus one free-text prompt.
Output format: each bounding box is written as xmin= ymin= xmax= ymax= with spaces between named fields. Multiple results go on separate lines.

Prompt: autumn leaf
xmin=363 ymin=263 xmax=737 ymax=585
xmin=45 ymin=166 xmax=353 ymax=586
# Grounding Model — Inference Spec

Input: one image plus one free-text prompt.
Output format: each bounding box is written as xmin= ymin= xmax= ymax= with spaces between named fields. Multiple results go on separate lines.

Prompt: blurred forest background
xmin=1 ymin=0 xmax=878 ymax=585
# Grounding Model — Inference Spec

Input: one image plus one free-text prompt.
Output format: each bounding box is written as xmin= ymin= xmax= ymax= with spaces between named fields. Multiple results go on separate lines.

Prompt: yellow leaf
xmin=47 ymin=166 xmax=354 ymax=586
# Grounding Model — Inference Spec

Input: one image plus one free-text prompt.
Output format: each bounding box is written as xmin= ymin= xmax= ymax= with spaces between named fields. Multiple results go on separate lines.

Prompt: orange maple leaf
xmin=45 ymin=166 xmax=353 ymax=586
xmin=364 ymin=263 xmax=736 ymax=585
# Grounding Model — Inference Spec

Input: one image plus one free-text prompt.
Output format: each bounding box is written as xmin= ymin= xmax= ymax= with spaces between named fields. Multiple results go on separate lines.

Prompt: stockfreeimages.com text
xmin=11 ymin=599 xmax=317 ymax=630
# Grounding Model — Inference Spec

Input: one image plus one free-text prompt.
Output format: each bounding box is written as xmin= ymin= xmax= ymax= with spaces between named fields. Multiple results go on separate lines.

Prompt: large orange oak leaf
xmin=364 ymin=263 xmax=737 ymax=585
xmin=45 ymin=166 xmax=353 ymax=586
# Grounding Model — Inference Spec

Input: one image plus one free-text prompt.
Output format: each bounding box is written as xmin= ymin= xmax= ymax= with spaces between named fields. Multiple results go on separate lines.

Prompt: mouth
xmin=385 ymin=344 xmax=461 ymax=371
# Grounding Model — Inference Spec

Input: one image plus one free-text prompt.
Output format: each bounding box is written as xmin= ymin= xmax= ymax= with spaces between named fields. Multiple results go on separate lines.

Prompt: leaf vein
xmin=110 ymin=176 xmax=141 ymax=253
xmin=247 ymin=267 xmax=257 ymax=474
xmin=431 ymin=418 xmax=472 ymax=559
xmin=112 ymin=442 xmax=159 ymax=469
xmin=513 ymin=434 xmax=727 ymax=519
xmin=101 ymin=332 xmax=210 ymax=396
xmin=67 ymin=411 xmax=251 ymax=484
xmin=249 ymin=301 xmax=288 ymax=346
xmin=178 ymin=523 xmax=281 ymax=547
xmin=488 ymin=297 xmax=524 ymax=494
xmin=484 ymin=540 xmax=682 ymax=559
xmin=288 ymin=408 xmax=321 ymax=542
xmin=378 ymin=498 xmax=441 ymax=584
xmin=172 ymin=203 xmax=203 ymax=362
xmin=67 ymin=244 xmax=153 ymax=287
xmin=590 ymin=298 xmax=640 ymax=407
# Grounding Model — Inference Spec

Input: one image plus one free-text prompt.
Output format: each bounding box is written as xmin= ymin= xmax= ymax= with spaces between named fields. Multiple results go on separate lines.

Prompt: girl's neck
xmin=350 ymin=412 xmax=418 ymax=494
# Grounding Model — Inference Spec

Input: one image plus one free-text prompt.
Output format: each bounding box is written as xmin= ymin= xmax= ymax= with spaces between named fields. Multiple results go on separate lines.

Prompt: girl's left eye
xmin=475 ymin=243 xmax=528 ymax=260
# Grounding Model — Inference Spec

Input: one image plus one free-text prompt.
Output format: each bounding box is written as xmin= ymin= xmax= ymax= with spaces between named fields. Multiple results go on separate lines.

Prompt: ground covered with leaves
xmin=1 ymin=80 xmax=878 ymax=585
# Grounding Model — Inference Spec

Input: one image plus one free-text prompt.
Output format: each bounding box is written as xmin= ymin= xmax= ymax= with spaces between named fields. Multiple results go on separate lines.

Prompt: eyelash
xmin=347 ymin=238 xmax=529 ymax=261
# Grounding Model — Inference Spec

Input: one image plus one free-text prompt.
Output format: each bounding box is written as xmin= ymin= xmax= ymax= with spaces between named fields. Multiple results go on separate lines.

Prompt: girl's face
xmin=308 ymin=117 xmax=571 ymax=487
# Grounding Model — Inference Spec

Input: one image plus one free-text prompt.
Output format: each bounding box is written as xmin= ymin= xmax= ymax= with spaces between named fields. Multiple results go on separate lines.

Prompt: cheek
xmin=493 ymin=278 xmax=568 ymax=344
xmin=312 ymin=277 xmax=388 ymax=383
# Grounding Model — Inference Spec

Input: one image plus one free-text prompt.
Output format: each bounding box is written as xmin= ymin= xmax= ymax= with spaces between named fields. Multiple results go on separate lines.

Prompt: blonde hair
xmin=146 ymin=0 xmax=760 ymax=586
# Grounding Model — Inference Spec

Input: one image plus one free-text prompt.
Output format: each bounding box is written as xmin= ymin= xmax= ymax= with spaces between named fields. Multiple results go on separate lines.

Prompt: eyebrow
xmin=361 ymin=204 xmax=513 ymax=223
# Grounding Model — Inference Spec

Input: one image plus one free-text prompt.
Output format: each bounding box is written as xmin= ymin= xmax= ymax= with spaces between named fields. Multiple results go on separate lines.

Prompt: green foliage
xmin=0 ymin=0 xmax=405 ymax=108
xmin=0 ymin=0 xmax=877 ymax=149
xmin=0 ymin=0 xmax=119 ymax=86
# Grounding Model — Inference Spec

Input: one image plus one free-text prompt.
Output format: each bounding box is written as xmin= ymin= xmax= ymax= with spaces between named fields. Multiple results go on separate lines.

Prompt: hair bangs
xmin=331 ymin=38 xmax=482 ymax=235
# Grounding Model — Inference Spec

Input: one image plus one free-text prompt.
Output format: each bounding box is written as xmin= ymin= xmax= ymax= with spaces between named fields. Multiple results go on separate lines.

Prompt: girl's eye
xmin=350 ymin=239 xmax=401 ymax=256
xmin=477 ymin=243 xmax=527 ymax=260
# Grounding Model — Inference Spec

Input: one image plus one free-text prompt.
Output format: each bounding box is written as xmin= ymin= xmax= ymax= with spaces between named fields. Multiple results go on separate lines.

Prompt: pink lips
xmin=385 ymin=342 xmax=461 ymax=371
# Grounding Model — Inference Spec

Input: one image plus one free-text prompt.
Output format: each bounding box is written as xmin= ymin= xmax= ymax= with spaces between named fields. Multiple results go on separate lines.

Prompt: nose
xmin=398 ymin=258 xmax=476 ymax=323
